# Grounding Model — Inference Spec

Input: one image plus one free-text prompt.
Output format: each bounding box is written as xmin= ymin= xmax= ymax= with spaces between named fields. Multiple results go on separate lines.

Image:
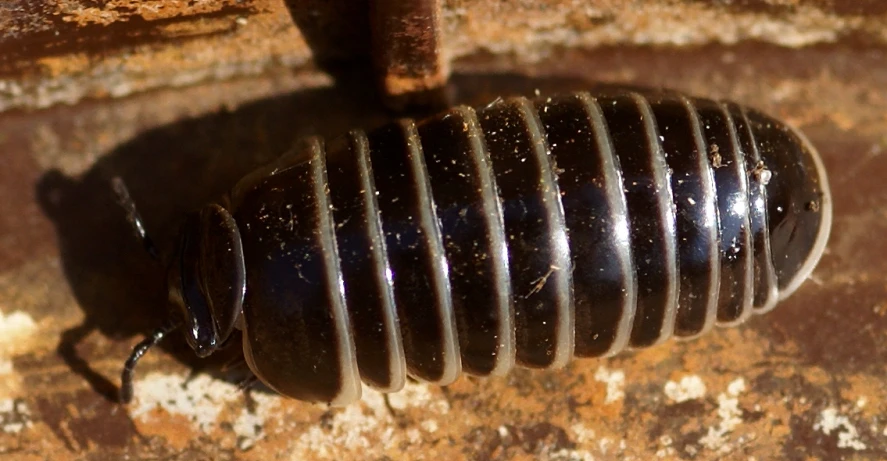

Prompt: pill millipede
xmin=116 ymin=86 xmax=832 ymax=406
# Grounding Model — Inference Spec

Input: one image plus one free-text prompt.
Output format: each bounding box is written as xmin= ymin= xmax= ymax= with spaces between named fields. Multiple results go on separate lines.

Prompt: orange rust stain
xmin=132 ymin=411 xmax=197 ymax=450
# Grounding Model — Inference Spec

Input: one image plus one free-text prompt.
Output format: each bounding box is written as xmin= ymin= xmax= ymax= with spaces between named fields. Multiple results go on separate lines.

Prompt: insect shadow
xmin=36 ymin=71 xmax=596 ymax=403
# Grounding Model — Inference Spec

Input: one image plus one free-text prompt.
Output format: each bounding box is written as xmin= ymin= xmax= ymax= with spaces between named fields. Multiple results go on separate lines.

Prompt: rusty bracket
xmin=369 ymin=0 xmax=450 ymax=110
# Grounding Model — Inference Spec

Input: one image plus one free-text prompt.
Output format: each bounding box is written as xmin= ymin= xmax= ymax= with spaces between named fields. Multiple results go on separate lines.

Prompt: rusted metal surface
xmin=0 ymin=1 xmax=886 ymax=460
xmin=370 ymin=0 xmax=449 ymax=109
xmin=1 ymin=1 xmax=886 ymax=111
xmin=0 ymin=0 xmax=313 ymax=111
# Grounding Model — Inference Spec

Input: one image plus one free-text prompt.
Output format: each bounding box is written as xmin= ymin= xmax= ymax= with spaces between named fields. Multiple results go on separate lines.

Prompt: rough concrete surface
xmin=0 ymin=1 xmax=885 ymax=460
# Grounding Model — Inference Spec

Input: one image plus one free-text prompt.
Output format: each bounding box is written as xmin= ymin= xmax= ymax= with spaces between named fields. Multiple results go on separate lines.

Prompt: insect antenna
xmin=111 ymin=176 xmax=180 ymax=404
xmin=111 ymin=176 xmax=160 ymax=260
xmin=119 ymin=319 xmax=182 ymax=404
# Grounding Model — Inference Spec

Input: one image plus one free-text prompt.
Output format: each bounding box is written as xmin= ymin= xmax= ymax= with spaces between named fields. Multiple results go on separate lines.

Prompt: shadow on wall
xmin=35 ymin=72 xmax=592 ymax=403
xmin=284 ymin=0 xmax=372 ymax=68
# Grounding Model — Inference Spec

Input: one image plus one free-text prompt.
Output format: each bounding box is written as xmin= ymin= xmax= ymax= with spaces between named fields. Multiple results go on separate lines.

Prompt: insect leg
xmin=119 ymin=319 xmax=182 ymax=404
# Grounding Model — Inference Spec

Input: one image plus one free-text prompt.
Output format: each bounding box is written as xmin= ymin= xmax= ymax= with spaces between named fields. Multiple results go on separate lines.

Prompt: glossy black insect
xmin=117 ymin=87 xmax=831 ymax=406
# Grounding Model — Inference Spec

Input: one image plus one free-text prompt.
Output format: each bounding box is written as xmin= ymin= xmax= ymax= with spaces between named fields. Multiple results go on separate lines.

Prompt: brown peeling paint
xmin=0 ymin=1 xmax=260 ymax=75
xmin=33 ymin=390 xmax=138 ymax=451
xmin=0 ymin=127 xmax=54 ymax=273
xmin=0 ymin=0 xmax=310 ymax=111
xmin=0 ymin=1 xmax=885 ymax=112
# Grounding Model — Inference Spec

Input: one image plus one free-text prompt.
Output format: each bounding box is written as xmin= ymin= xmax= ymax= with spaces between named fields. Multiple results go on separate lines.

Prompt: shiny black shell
xmin=201 ymin=89 xmax=831 ymax=405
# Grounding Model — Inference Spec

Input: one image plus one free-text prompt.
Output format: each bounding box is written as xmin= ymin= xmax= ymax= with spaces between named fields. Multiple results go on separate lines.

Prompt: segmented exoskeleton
xmin=117 ymin=88 xmax=832 ymax=405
